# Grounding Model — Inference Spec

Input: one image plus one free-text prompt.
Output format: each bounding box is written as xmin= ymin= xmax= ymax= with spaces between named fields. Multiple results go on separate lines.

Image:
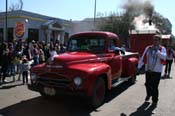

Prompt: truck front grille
xmin=37 ymin=73 xmax=71 ymax=88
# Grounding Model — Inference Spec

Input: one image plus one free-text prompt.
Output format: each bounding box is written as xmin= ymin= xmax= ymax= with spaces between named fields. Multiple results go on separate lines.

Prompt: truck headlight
xmin=73 ymin=77 xmax=82 ymax=86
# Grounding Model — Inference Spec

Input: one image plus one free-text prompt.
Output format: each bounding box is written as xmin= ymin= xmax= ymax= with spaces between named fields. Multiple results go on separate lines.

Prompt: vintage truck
xmin=28 ymin=31 xmax=139 ymax=108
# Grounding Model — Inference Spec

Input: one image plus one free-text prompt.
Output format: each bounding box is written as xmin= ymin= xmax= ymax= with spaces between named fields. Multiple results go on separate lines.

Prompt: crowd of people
xmin=0 ymin=39 xmax=66 ymax=85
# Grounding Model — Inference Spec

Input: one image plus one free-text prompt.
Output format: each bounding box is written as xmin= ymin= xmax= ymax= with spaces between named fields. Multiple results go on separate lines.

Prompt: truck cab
xmin=28 ymin=31 xmax=139 ymax=108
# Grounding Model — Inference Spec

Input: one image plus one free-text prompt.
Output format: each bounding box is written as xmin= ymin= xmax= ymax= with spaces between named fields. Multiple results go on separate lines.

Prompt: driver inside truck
xmin=80 ymin=40 xmax=89 ymax=50
xmin=109 ymin=39 xmax=117 ymax=51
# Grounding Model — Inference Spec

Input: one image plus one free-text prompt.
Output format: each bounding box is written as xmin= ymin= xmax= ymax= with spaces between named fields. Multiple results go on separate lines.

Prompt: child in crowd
xmin=21 ymin=56 xmax=33 ymax=84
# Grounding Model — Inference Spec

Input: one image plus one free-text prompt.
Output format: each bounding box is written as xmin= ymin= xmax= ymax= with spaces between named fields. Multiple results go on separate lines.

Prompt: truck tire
xmin=90 ymin=77 xmax=106 ymax=108
xmin=40 ymin=92 xmax=52 ymax=99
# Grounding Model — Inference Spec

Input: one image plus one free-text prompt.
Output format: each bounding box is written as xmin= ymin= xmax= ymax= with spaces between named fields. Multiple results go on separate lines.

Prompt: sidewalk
xmin=0 ymin=74 xmax=30 ymax=88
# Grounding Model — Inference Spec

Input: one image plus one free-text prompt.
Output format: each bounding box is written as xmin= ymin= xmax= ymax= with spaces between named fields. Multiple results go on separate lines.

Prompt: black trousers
xmin=22 ymin=71 xmax=28 ymax=84
xmin=165 ymin=59 xmax=173 ymax=75
xmin=1 ymin=65 xmax=8 ymax=82
xmin=145 ymin=71 xmax=161 ymax=103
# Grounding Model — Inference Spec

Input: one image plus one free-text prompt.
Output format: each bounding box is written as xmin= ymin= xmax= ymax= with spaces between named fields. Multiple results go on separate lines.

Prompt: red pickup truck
xmin=28 ymin=31 xmax=139 ymax=108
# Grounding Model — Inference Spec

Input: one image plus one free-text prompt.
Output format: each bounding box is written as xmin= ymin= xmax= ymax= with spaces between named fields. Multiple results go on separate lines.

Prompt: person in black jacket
xmin=0 ymin=43 xmax=9 ymax=83
xmin=0 ymin=43 xmax=3 ymax=80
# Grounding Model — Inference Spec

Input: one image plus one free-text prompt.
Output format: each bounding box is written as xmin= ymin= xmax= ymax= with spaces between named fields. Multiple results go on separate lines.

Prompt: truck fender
xmin=127 ymin=57 xmax=138 ymax=76
xmin=86 ymin=64 xmax=112 ymax=97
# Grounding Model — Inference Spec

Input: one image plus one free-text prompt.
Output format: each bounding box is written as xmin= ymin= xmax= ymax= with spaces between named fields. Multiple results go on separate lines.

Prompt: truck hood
xmin=54 ymin=52 xmax=97 ymax=64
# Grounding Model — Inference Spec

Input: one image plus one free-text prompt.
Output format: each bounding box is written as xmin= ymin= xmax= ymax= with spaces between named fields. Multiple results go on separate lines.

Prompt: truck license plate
xmin=43 ymin=87 xmax=56 ymax=96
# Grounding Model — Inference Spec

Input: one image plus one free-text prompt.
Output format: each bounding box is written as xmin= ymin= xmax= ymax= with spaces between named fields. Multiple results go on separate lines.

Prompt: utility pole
xmin=93 ymin=0 xmax=96 ymax=29
xmin=5 ymin=0 xmax=8 ymax=42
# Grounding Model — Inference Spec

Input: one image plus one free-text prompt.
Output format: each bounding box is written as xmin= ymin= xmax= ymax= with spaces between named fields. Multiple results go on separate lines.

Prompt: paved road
xmin=0 ymin=64 xmax=175 ymax=116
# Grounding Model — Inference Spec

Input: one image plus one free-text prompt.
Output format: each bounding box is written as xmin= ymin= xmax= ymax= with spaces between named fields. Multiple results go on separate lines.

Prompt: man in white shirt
xmin=138 ymin=34 xmax=167 ymax=107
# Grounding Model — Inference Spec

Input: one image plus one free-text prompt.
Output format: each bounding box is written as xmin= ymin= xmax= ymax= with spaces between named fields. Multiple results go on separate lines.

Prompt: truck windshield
xmin=67 ymin=36 xmax=106 ymax=52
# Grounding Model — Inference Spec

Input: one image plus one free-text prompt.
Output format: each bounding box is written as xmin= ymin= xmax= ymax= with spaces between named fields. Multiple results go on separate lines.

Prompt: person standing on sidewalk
xmin=163 ymin=45 xmax=175 ymax=78
xmin=21 ymin=56 xmax=32 ymax=84
xmin=138 ymin=34 xmax=167 ymax=106
xmin=1 ymin=43 xmax=9 ymax=83
xmin=0 ymin=43 xmax=3 ymax=80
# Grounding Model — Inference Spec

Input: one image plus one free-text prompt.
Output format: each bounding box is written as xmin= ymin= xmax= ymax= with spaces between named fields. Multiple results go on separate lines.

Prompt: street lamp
xmin=5 ymin=0 xmax=8 ymax=42
xmin=94 ymin=0 xmax=96 ymax=29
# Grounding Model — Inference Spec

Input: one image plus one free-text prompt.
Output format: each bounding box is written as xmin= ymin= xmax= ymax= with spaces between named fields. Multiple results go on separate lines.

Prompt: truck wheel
xmin=40 ymin=92 xmax=52 ymax=99
xmin=90 ymin=77 xmax=106 ymax=108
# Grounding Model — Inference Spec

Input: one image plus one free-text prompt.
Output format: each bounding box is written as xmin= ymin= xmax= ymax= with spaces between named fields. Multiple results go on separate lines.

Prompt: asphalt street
xmin=0 ymin=64 xmax=175 ymax=116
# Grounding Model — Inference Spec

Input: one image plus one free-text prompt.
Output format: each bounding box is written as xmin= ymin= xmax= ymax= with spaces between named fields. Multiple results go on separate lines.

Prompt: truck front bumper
xmin=27 ymin=82 xmax=86 ymax=97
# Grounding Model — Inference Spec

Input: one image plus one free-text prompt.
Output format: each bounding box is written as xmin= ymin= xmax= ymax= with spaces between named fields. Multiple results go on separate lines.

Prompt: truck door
xmin=108 ymin=38 xmax=122 ymax=79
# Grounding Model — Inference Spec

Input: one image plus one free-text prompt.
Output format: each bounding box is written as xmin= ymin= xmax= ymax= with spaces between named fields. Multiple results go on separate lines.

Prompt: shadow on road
xmin=105 ymin=81 xmax=134 ymax=103
xmin=129 ymin=102 xmax=156 ymax=116
xmin=161 ymin=75 xmax=174 ymax=80
xmin=0 ymin=96 xmax=93 ymax=116
xmin=0 ymin=83 xmax=23 ymax=89
xmin=0 ymin=81 xmax=134 ymax=116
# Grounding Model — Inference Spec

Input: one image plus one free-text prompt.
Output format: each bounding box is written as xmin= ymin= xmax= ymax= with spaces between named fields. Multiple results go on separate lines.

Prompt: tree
xmin=96 ymin=11 xmax=135 ymax=46
xmin=152 ymin=12 xmax=172 ymax=34
xmin=96 ymin=0 xmax=172 ymax=47
xmin=9 ymin=0 xmax=23 ymax=11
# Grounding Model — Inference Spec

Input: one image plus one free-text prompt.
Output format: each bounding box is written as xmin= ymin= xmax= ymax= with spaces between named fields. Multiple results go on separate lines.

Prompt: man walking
xmin=138 ymin=34 xmax=167 ymax=106
xmin=164 ymin=45 xmax=175 ymax=78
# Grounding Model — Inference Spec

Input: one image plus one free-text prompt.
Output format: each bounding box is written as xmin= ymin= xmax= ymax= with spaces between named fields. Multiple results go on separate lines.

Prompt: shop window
xmin=8 ymin=28 xmax=13 ymax=42
xmin=64 ymin=32 xmax=69 ymax=45
xmin=28 ymin=29 xmax=39 ymax=42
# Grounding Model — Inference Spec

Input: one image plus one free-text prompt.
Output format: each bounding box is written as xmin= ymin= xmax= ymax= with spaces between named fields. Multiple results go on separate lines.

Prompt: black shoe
xmin=167 ymin=74 xmax=170 ymax=78
xmin=145 ymin=96 xmax=150 ymax=102
xmin=151 ymin=102 xmax=157 ymax=107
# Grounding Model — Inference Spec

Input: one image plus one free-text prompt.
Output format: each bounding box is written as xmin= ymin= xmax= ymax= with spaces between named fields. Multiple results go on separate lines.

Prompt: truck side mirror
xmin=114 ymin=47 xmax=125 ymax=55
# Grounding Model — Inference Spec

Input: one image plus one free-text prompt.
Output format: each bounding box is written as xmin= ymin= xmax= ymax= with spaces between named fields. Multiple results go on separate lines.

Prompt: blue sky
xmin=0 ymin=0 xmax=174 ymax=35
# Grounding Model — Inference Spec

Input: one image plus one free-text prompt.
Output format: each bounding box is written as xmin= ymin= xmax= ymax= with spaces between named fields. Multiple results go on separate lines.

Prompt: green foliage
xmin=97 ymin=11 xmax=172 ymax=47
xmin=96 ymin=11 xmax=135 ymax=46
xmin=152 ymin=12 xmax=172 ymax=34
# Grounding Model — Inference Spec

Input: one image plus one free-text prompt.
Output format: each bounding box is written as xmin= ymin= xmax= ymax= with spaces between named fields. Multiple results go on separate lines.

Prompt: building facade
xmin=72 ymin=18 xmax=96 ymax=34
xmin=0 ymin=10 xmax=73 ymax=44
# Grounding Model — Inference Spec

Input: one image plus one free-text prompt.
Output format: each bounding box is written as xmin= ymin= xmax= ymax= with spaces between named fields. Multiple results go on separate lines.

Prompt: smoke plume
xmin=122 ymin=0 xmax=156 ymax=30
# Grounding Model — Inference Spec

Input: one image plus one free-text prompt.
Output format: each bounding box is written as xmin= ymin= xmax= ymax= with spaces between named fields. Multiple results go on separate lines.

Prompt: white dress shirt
xmin=138 ymin=45 xmax=167 ymax=73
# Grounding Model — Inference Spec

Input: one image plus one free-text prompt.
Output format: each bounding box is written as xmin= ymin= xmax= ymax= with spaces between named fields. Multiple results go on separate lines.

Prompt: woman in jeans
xmin=32 ymin=44 xmax=39 ymax=66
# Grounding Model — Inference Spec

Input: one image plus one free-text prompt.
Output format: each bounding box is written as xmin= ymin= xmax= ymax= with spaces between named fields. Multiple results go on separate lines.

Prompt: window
xmin=8 ymin=28 xmax=13 ymax=42
xmin=68 ymin=36 xmax=105 ymax=52
xmin=109 ymin=39 xmax=117 ymax=50
xmin=28 ymin=29 xmax=39 ymax=42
